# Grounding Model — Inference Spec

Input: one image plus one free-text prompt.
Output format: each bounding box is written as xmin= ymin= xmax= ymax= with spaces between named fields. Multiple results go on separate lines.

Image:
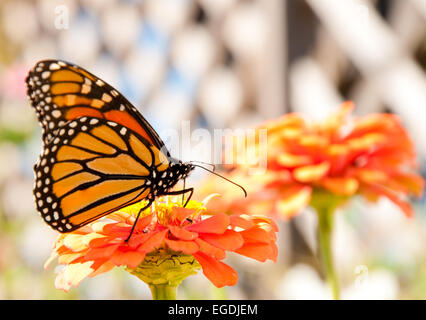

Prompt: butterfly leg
xmin=166 ymin=188 xmax=194 ymax=207
xmin=125 ymin=199 xmax=153 ymax=243
xmin=182 ymin=179 xmax=186 ymax=205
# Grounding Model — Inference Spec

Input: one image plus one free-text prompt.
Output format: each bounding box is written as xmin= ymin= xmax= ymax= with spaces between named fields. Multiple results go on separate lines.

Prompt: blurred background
xmin=0 ymin=0 xmax=425 ymax=299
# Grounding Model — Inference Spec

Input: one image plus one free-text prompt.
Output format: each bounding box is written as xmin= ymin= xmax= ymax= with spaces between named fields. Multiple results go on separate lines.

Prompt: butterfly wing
xmin=26 ymin=60 xmax=167 ymax=153
xmin=34 ymin=117 xmax=170 ymax=232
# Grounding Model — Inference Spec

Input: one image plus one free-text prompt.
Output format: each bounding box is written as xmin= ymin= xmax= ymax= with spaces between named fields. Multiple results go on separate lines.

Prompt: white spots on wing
xmin=96 ymin=79 xmax=104 ymax=86
xmin=49 ymin=63 xmax=60 ymax=70
xmin=81 ymin=84 xmax=91 ymax=94
xmin=41 ymin=71 xmax=51 ymax=79
xmin=89 ymin=118 xmax=99 ymax=125
xmin=102 ymin=93 xmax=112 ymax=103
xmin=120 ymin=127 xmax=127 ymax=135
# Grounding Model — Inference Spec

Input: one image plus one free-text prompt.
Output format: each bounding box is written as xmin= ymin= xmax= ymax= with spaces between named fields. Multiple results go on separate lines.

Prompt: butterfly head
xmin=169 ymin=158 xmax=195 ymax=181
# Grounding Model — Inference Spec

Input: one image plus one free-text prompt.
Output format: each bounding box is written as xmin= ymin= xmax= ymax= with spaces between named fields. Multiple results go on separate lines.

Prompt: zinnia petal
xmin=293 ymin=162 xmax=330 ymax=182
xmin=235 ymin=242 xmax=277 ymax=262
xmin=55 ymin=262 xmax=94 ymax=291
xmin=185 ymin=213 xmax=230 ymax=234
xmin=84 ymin=244 xmax=120 ymax=260
xmin=229 ymin=214 xmax=254 ymax=229
xmin=110 ymin=251 xmax=145 ymax=268
xmin=169 ymin=225 xmax=198 ymax=240
xmin=277 ymin=186 xmax=312 ymax=218
xmin=194 ymin=238 xmax=226 ymax=260
xmin=193 ymin=252 xmax=238 ymax=288
xmin=238 ymin=227 xmax=272 ymax=244
xmin=200 ymin=230 xmax=244 ymax=251
xmin=322 ymin=177 xmax=359 ymax=196
xmin=137 ymin=230 xmax=167 ymax=253
xmin=164 ymin=238 xmax=199 ymax=254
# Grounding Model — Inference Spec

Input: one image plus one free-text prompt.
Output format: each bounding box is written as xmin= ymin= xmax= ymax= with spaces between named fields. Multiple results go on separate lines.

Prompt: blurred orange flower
xmin=205 ymin=101 xmax=424 ymax=219
xmin=45 ymin=196 xmax=278 ymax=291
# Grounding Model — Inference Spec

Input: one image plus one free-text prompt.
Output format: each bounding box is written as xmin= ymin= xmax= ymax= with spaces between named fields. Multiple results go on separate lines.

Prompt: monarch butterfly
xmin=26 ymin=60 xmax=245 ymax=240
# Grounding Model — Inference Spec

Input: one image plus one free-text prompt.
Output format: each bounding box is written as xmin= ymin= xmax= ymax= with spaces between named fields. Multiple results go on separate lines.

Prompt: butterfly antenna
xmin=192 ymin=164 xmax=247 ymax=197
xmin=190 ymin=161 xmax=216 ymax=172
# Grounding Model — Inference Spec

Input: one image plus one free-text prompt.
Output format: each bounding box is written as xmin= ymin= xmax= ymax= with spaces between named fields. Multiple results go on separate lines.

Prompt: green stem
xmin=149 ymin=284 xmax=177 ymax=300
xmin=317 ymin=207 xmax=340 ymax=300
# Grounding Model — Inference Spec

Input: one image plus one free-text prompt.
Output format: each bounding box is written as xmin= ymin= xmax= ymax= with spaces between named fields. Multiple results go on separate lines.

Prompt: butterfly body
xmin=27 ymin=60 xmax=194 ymax=233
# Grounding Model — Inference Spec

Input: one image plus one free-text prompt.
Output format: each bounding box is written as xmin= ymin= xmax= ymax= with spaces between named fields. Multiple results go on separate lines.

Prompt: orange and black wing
xmin=26 ymin=60 xmax=167 ymax=153
xmin=33 ymin=117 xmax=170 ymax=232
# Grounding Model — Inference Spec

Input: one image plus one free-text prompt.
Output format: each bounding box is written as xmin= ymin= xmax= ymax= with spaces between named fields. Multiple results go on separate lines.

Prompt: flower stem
xmin=149 ymin=284 xmax=177 ymax=300
xmin=317 ymin=206 xmax=340 ymax=300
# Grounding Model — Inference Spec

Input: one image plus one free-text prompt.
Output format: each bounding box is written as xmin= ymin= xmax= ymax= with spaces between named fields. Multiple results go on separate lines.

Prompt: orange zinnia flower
xmin=45 ymin=196 xmax=278 ymax=292
xmin=204 ymin=101 xmax=424 ymax=219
